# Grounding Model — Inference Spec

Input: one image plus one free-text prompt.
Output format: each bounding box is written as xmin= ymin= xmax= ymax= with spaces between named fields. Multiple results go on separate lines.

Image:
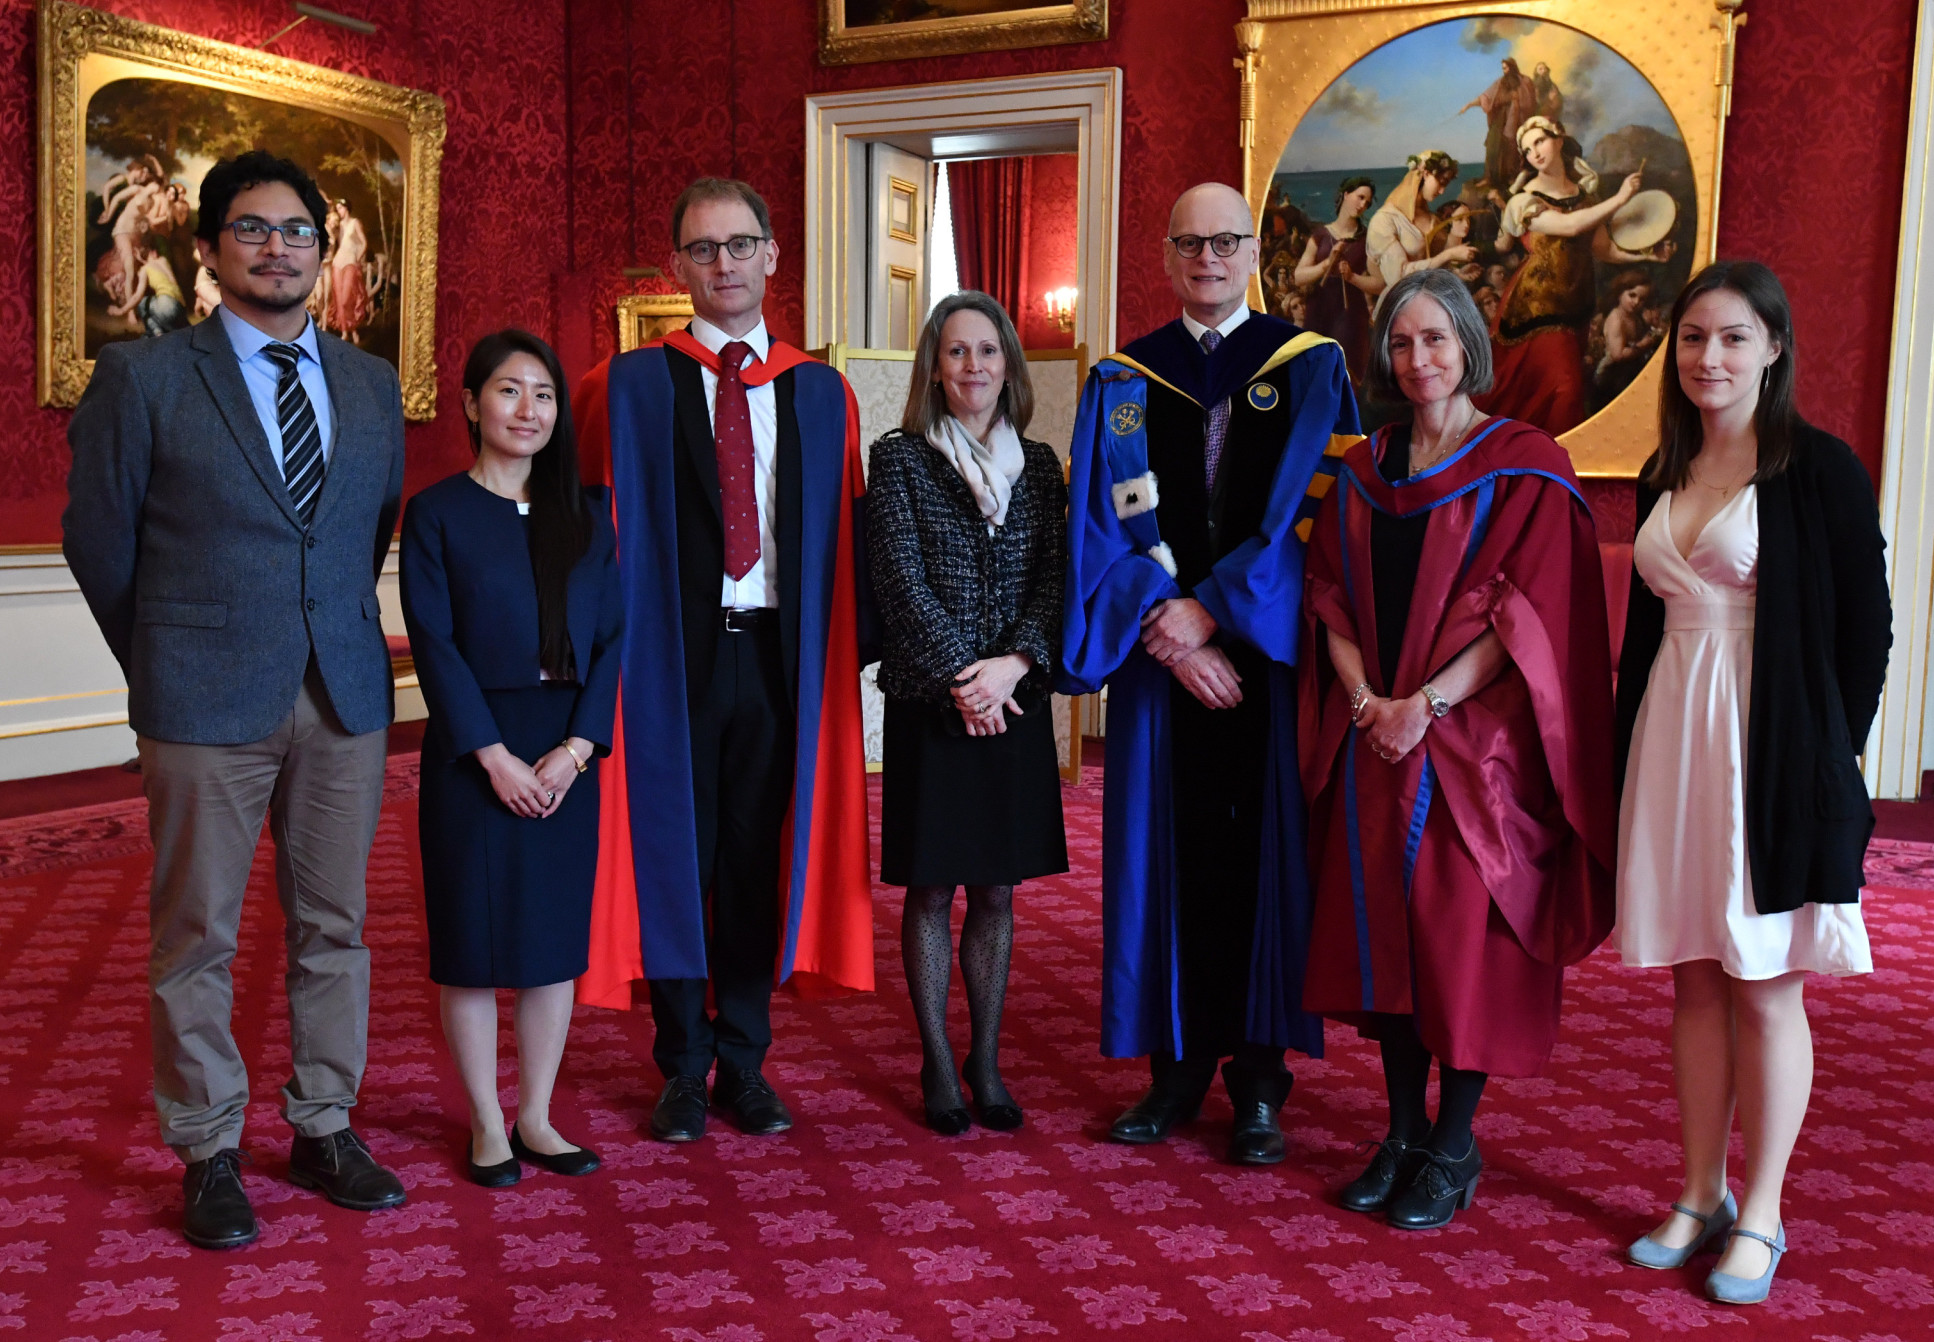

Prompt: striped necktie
xmin=262 ymin=342 xmax=325 ymax=526
xmin=1199 ymin=327 xmax=1231 ymax=490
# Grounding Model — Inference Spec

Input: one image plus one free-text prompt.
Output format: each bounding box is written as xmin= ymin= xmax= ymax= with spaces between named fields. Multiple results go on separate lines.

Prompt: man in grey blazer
xmin=64 ymin=151 xmax=408 ymax=1250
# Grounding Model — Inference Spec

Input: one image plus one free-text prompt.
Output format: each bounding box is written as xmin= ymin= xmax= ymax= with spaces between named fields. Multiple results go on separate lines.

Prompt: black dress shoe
xmin=964 ymin=1075 xmax=1023 ymax=1132
xmin=510 ymin=1124 xmax=601 ymax=1176
xmin=1227 ymin=1098 xmax=1287 ymax=1166
xmin=714 ymin=1069 xmax=794 ymax=1135
xmin=1108 ymin=1086 xmax=1204 ymax=1145
xmin=465 ymin=1133 xmax=521 ymax=1189
xmin=1388 ymin=1141 xmax=1483 ymax=1230
xmin=1338 ymin=1137 xmax=1427 ymax=1213
xmin=650 ymin=1076 xmax=710 ymax=1143
xmin=288 ymin=1128 xmax=407 ymax=1211
xmin=182 ymin=1148 xmax=258 ymax=1249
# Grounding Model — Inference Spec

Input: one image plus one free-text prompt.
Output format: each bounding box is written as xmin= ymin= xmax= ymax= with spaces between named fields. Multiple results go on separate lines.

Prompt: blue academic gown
xmin=1059 ymin=312 xmax=1360 ymax=1061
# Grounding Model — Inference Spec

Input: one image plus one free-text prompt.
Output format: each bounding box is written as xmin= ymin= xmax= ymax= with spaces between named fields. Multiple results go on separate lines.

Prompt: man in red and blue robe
xmin=572 ymin=179 xmax=873 ymax=1144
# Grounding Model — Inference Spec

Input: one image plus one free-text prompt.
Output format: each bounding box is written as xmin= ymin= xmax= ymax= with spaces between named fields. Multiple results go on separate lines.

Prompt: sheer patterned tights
xmin=902 ymin=885 xmax=1015 ymax=1112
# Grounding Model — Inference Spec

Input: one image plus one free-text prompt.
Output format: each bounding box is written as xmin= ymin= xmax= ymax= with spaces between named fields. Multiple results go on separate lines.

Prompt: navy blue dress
xmin=400 ymin=473 xmax=623 ymax=988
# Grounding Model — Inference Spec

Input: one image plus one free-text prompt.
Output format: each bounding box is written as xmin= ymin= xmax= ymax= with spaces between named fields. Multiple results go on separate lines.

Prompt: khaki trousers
xmin=139 ymin=667 xmax=388 ymax=1163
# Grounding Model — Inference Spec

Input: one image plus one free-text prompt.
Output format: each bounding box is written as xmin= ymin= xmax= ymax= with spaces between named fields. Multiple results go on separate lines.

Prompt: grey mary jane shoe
xmin=1705 ymin=1224 xmax=1786 ymax=1305
xmin=1627 ymin=1189 xmax=1738 ymax=1269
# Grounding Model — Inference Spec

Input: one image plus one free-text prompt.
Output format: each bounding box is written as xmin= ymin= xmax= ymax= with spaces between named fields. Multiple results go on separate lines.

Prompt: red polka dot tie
xmin=715 ymin=340 xmax=759 ymax=580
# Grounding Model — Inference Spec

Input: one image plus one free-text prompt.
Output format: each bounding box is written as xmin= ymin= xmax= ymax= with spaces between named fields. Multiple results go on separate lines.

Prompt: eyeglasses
xmin=224 ymin=219 xmax=322 ymax=249
xmin=1167 ymin=232 xmax=1254 ymax=259
xmin=677 ymin=234 xmax=767 ymax=265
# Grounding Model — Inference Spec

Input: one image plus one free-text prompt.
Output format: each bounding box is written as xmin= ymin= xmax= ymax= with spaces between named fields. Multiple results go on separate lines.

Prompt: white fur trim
xmin=1147 ymin=543 xmax=1178 ymax=578
xmin=1111 ymin=472 xmax=1160 ymax=520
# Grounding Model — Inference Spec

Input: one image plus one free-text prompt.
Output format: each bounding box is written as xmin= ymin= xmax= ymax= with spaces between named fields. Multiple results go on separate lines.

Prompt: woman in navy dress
xmin=401 ymin=330 xmax=622 ymax=1187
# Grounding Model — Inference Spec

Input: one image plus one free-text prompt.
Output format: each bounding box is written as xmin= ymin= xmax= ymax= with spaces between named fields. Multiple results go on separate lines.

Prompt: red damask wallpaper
xmin=0 ymin=0 xmax=1917 ymax=541
xmin=1018 ymin=153 xmax=1080 ymax=351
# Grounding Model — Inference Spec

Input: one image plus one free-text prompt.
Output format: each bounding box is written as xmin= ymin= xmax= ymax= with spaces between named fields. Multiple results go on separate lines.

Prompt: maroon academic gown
xmin=1298 ymin=418 xmax=1615 ymax=1076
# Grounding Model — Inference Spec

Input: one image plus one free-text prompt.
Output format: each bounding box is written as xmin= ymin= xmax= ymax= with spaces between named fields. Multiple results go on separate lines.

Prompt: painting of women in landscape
xmin=1260 ymin=16 xmax=1695 ymax=436
xmin=84 ymin=77 xmax=405 ymax=368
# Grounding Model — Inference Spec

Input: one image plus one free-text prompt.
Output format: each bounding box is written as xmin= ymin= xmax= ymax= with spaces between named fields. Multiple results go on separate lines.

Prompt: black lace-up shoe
xmin=287 ymin=1128 xmax=407 ymax=1211
xmin=650 ymin=1076 xmax=710 ymax=1143
xmin=183 ymin=1148 xmax=258 ymax=1249
xmin=1338 ymin=1137 xmax=1428 ymax=1213
xmin=1388 ymin=1141 xmax=1483 ymax=1230
xmin=714 ymin=1069 xmax=794 ymax=1135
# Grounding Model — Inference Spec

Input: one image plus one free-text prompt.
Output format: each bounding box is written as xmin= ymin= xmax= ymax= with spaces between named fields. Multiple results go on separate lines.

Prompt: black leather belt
xmin=721 ymin=607 xmax=776 ymax=632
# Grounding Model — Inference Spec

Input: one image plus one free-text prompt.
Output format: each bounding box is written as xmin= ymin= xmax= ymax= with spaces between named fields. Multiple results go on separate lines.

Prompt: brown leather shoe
xmin=182 ymin=1148 xmax=258 ymax=1249
xmin=287 ymin=1128 xmax=407 ymax=1211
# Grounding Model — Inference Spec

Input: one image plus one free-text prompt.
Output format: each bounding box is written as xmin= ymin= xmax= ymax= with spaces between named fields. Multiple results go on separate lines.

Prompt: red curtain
xmin=948 ymin=157 xmax=1033 ymax=327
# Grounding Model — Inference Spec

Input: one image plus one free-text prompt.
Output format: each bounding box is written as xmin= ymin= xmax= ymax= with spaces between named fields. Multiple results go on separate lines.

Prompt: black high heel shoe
xmin=1387 ymin=1141 xmax=1482 ymax=1230
xmin=465 ymin=1132 xmax=520 ymax=1188
xmin=510 ymin=1124 xmax=601 ymax=1176
xmin=964 ymin=1072 xmax=1024 ymax=1132
xmin=920 ymin=1062 xmax=971 ymax=1136
xmin=1338 ymin=1136 xmax=1426 ymax=1213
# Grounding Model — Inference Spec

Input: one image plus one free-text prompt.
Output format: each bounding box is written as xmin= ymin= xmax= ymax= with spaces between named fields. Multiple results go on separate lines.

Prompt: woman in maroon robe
xmin=1299 ymin=269 xmax=1616 ymax=1230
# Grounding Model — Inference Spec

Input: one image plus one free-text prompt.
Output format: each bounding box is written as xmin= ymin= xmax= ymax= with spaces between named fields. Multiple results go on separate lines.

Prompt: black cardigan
xmin=1614 ymin=426 xmax=1892 ymax=913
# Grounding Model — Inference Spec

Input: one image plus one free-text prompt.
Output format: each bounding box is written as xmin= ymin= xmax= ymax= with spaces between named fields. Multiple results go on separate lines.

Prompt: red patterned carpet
xmin=2 ymin=761 xmax=1933 ymax=1342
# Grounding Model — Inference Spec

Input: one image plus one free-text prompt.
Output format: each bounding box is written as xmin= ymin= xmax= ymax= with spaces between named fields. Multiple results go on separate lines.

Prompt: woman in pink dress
xmin=1615 ymin=262 xmax=1891 ymax=1305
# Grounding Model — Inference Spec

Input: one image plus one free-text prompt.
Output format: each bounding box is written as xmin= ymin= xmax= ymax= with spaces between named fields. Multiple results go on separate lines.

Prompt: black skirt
xmin=879 ymin=692 xmax=1069 ymax=888
xmin=419 ymin=684 xmax=598 ymax=988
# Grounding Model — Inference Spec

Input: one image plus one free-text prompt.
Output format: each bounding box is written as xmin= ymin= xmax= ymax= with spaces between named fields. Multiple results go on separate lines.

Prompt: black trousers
xmin=1159 ymin=641 xmax=1288 ymax=1100
xmin=649 ymin=616 xmax=795 ymax=1081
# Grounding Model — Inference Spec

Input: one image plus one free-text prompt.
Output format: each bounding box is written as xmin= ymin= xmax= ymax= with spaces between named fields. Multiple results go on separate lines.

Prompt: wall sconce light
xmin=1045 ymin=287 xmax=1077 ymax=333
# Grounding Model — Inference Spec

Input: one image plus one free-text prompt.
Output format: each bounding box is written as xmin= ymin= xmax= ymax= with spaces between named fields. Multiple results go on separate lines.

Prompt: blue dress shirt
xmin=216 ymin=303 xmax=337 ymax=473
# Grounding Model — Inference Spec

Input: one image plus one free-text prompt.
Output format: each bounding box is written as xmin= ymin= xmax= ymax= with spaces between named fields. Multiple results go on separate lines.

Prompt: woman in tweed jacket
xmin=866 ymin=290 xmax=1069 ymax=1136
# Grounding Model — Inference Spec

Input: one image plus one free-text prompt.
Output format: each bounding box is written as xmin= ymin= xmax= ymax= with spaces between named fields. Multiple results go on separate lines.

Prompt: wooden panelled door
xmin=865 ymin=143 xmax=930 ymax=349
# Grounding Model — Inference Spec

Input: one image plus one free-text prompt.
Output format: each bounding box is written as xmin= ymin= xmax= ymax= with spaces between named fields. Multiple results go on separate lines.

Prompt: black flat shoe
xmin=964 ymin=1074 xmax=1023 ymax=1132
xmin=713 ymin=1068 xmax=794 ymax=1136
xmin=182 ymin=1148 xmax=258 ymax=1249
xmin=1388 ymin=1141 xmax=1482 ymax=1230
xmin=650 ymin=1076 xmax=710 ymax=1143
xmin=510 ymin=1125 xmax=600 ymax=1176
xmin=466 ymin=1135 xmax=520 ymax=1189
xmin=1108 ymin=1085 xmax=1204 ymax=1145
xmin=921 ymin=1062 xmax=971 ymax=1136
xmin=1338 ymin=1137 xmax=1427 ymax=1213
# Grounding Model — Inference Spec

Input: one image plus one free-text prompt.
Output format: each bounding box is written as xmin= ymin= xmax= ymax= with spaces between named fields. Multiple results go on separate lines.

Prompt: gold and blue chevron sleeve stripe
xmin=1294 ymin=433 xmax=1362 ymax=542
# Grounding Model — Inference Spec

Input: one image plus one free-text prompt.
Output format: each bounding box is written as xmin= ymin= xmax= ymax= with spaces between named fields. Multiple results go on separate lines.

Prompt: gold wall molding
xmin=36 ymin=0 xmax=445 ymax=419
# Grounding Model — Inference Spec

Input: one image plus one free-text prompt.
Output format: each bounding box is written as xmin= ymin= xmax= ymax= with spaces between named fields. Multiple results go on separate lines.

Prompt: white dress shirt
xmin=689 ymin=314 xmax=779 ymax=609
xmin=1181 ymin=304 xmax=1252 ymax=345
xmin=217 ymin=304 xmax=337 ymax=474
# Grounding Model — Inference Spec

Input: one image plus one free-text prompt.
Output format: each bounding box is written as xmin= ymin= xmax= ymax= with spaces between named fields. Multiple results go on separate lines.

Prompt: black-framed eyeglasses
xmin=677 ymin=234 xmax=767 ymax=265
xmin=224 ymin=219 xmax=322 ymax=249
xmin=1167 ymin=232 xmax=1254 ymax=259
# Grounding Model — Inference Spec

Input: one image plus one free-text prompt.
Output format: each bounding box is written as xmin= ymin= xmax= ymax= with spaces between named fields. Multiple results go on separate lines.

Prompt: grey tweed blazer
xmin=865 ymin=428 xmax=1066 ymax=704
xmin=63 ymin=315 xmax=406 ymax=745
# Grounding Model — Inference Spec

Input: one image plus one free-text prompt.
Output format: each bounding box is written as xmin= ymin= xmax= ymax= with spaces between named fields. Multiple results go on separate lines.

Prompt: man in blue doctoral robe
xmin=1060 ymin=182 xmax=1361 ymax=1165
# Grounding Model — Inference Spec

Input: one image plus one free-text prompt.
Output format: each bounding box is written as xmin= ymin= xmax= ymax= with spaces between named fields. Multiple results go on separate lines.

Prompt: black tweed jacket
xmin=865 ymin=428 xmax=1067 ymax=705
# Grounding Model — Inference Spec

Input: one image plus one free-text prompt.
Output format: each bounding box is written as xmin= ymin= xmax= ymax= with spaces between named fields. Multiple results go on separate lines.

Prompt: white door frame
xmin=1869 ymin=6 xmax=1934 ymax=801
xmin=804 ymin=69 xmax=1123 ymax=360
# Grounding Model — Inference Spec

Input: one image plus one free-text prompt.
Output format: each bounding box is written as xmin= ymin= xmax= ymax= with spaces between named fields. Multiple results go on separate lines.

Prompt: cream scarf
xmin=926 ymin=414 xmax=1025 ymax=529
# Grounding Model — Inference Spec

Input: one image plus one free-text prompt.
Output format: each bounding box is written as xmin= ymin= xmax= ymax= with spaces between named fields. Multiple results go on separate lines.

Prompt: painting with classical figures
xmin=1259 ymin=16 xmax=1696 ymax=435
xmin=83 ymin=78 xmax=405 ymax=367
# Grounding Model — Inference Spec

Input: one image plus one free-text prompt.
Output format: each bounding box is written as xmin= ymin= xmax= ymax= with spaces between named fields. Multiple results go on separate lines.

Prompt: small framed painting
xmin=820 ymin=0 xmax=1107 ymax=66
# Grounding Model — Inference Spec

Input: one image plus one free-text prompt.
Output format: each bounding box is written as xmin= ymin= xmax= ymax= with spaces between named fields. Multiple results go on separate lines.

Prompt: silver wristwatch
xmin=1419 ymin=682 xmax=1452 ymax=719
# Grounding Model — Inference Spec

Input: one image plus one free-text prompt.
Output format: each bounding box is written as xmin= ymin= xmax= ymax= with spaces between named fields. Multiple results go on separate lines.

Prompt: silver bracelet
xmin=1348 ymin=682 xmax=1374 ymax=717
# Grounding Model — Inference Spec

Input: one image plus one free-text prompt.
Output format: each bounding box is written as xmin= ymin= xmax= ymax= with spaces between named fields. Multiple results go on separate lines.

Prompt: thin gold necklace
xmin=1412 ymin=403 xmax=1481 ymax=474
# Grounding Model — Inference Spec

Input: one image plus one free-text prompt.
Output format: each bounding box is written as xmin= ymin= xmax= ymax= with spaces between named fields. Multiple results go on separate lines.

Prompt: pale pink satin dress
xmin=1615 ymin=486 xmax=1871 ymax=978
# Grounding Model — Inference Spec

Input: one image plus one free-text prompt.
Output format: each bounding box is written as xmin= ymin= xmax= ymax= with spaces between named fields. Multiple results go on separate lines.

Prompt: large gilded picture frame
xmin=1236 ymin=0 xmax=1747 ymax=477
xmin=36 ymin=0 xmax=446 ymax=419
xmin=616 ymin=293 xmax=695 ymax=352
xmin=820 ymin=1 xmax=1107 ymax=66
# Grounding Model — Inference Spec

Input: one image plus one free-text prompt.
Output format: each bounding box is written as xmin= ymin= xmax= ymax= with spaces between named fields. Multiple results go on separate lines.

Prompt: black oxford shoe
xmin=649 ymin=1075 xmax=710 ymax=1143
xmin=1108 ymin=1086 xmax=1203 ymax=1145
xmin=1227 ymin=1098 xmax=1287 ymax=1166
xmin=1338 ymin=1136 xmax=1428 ymax=1214
xmin=714 ymin=1069 xmax=794 ymax=1136
xmin=287 ymin=1128 xmax=407 ymax=1211
xmin=1388 ymin=1141 xmax=1483 ymax=1230
xmin=182 ymin=1148 xmax=258 ymax=1250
